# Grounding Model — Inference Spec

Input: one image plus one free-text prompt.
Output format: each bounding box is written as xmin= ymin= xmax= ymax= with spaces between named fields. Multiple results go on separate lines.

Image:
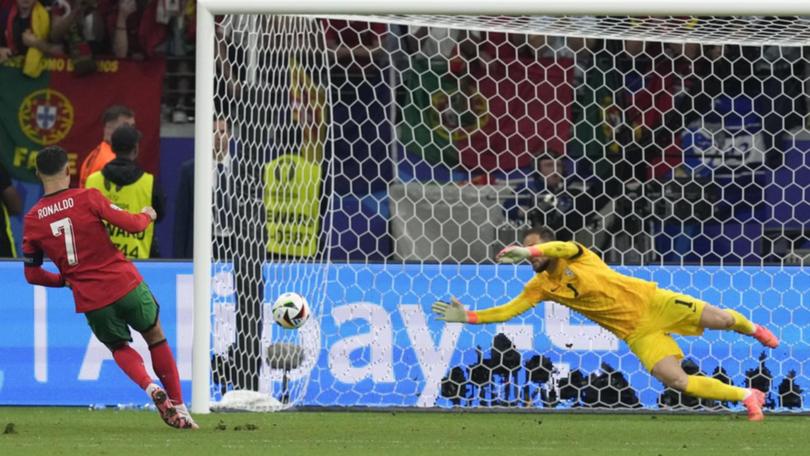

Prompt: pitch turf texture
xmin=1 ymin=408 xmax=808 ymax=455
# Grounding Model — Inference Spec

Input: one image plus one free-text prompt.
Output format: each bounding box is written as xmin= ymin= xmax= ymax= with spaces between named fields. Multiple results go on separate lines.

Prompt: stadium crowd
xmin=0 ymin=17 xmax=808 ymax=265
xmin=322 ymin=22 xmax=809 ymax=264
xmin=0 ymin=0 xmax=193 ymax=69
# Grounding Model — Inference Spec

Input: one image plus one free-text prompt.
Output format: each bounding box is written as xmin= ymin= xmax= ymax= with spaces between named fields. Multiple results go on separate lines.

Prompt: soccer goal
xmin=192 ymin=1 xmax=810 ymax=413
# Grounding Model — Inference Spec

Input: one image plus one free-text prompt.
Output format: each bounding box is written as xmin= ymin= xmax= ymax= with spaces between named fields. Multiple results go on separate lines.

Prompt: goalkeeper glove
xmin=432 ymin=297 xmax=471 ymax=323
xmin=496 ymin=245 xmax=540 ymax=263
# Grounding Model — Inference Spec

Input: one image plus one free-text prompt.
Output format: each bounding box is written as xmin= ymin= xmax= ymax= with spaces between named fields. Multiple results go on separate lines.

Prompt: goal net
xmin=207 ymin=14 xmax=810 ymax=411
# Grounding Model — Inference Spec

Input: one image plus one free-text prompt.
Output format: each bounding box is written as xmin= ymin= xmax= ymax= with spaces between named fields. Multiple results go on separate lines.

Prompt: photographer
xmin=504 ymin=153 xmax=593 ymax=242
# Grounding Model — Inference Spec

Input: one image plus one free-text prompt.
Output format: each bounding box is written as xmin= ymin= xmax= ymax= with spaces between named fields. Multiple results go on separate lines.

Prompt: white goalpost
xmin=192 ymin=3 xmax=215 ymax=415
xmin=195 ymin=0 xmax=810 ymax=15
xmin=193 ymin=1 xmax=810 ymax=414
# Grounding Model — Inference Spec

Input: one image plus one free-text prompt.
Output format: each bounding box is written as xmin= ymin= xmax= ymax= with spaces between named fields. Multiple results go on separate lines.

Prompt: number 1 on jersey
xmin=50 ymin=217 xmax=78 ymax=265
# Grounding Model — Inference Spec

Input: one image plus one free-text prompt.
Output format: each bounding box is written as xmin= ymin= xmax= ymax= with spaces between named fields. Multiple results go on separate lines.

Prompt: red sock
xmin=150 ymin=340 xmax=183 ymax=403
xmin=112 ymin=345 xmax=153 ymax=390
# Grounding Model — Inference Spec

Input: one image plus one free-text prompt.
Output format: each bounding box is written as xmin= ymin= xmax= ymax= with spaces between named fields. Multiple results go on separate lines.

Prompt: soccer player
xmin=432 ymin=226 xmax=779 ymax=420
xmin=22 ymin=146 xmax=197 ymax=429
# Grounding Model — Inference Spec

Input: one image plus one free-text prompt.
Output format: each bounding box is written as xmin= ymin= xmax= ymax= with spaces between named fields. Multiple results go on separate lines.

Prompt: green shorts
xmin=84 ymin=282 xmax=159 ymax=350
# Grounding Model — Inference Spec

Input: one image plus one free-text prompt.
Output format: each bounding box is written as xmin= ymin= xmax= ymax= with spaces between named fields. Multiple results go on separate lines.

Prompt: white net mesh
xmin=337 ymin=15 xmax=810 ymax=46
xmin=209 ymin=15 xmax=810 ymax=411
xmin=210 ymin=16 xmax=328 ymax=410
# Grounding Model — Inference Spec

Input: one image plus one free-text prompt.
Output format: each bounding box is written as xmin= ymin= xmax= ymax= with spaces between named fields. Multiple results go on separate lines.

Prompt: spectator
xmin=85 ymin=124 xmax=164 ymax=258
xmin=174 ymin=117 xmax=234 ymax=259
xmin=49 ymin=0 xmax=108 ymax=75
xmin=0 ymin=0 xmax=61 ymax=76
xmin=100 ymin=0 xmax=166 ymax=59
xmin=504 ymin=153 xmax=593 ymax=242
xmin=209 ymin=18 xmax=269 ymax=392
xmin=78 ymin=104 xmax=134 ymax=188
xmin=504 ymin=153 xmax=565 ymax=224
xmin=0 ymin=162 xmax=22 ymax=257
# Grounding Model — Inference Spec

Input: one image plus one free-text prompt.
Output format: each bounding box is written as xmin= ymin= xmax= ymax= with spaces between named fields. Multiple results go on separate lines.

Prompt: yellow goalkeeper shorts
xmin=625 ymin=289 xmax=707 ymax=372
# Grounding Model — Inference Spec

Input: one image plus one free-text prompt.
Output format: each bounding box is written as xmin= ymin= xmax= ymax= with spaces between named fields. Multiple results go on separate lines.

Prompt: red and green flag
xmin=0 ymin=57 xmax=165 ymax=183
xmin=398 ymin=56 xmax=574 ymax=172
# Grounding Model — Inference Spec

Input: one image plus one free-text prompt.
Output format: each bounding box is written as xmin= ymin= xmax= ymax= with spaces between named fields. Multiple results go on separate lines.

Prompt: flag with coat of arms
xmin=0 ymin=57 xmax=165 ymax=183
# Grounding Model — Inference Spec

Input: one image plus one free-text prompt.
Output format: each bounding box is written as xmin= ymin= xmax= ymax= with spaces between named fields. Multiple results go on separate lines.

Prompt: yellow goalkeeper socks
xmin=725 ymin=309 xmax=756 ymax=335
xmin=684 ymin=375 xmax=747 ymax=402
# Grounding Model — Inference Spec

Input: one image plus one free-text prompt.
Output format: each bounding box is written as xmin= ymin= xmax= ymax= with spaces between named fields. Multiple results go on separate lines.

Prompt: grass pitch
xmin=0 ymin=407 xmax=807 ymax=456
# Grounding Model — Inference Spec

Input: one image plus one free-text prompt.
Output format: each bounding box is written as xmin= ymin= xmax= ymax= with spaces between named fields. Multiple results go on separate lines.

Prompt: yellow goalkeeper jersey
xmin=473 ymin=242 xmax=657 ymax=339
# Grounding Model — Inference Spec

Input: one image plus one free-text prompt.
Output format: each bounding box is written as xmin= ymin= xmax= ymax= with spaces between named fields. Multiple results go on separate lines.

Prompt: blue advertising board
xmin=0 ymin=261 xmax=194 ymax=406
xmin=1 ymin=261 xmax=808 ymax=409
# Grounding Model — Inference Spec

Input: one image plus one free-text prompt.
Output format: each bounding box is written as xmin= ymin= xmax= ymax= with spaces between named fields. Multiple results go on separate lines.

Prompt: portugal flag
xmin=398 ymin=56 xmax=574 ymax=172
xmin=0 ymin=57 xmax=165 ymax=183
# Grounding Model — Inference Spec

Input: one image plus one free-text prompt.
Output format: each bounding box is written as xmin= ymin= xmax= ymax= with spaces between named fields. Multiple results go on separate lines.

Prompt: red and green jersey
xmin=22 ymin=187 xmax=151 ymax=313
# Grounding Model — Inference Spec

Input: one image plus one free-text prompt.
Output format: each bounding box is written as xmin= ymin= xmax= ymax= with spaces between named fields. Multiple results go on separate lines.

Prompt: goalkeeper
xmin=432 ymin=226 xmax=778 ymax=420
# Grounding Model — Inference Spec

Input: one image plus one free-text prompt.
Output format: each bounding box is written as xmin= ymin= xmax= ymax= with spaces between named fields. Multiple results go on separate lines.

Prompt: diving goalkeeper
xmin=432 ymin=226 xmax=778 ymax=420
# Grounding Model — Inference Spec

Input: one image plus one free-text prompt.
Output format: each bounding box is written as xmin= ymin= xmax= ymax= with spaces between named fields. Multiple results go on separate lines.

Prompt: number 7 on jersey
xmin=50 ymin=217 xmax=78 ymax=265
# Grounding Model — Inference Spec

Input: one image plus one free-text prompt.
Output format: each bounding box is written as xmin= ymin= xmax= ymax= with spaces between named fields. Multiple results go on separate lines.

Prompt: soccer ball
xmin=272 ymin=292 xmax=310 ymax=329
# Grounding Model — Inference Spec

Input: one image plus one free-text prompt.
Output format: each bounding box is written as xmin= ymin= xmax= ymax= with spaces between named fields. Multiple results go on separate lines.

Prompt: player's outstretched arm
xmin=432 ymin=291 xmax=539 ymax=324
xmin=496 ymin=241 xmax=582 ymax=264
xmin=89 ymin=189 xmax=154 ymax=233
xmin=432 ymin=297 xmax=473 ymax=323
